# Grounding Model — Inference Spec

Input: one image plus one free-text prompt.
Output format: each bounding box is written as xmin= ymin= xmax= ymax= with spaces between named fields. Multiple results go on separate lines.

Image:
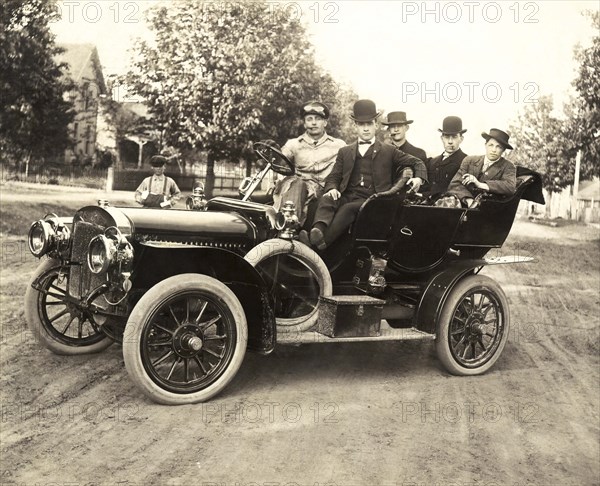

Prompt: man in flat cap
xmin=426 ymin=116 xmax=468 ymax=197
xmin=273 ymin=100 xmax=346 ymax=227
xmin=307 ymin=99 xmax=427 ymax=250
xmin=448 ymin=128 xmax=517 ymax=208
xmin=135 ymin=155 xmax=181 ymax=208
xmin=382 ymin=111 xmax=428 ymax=163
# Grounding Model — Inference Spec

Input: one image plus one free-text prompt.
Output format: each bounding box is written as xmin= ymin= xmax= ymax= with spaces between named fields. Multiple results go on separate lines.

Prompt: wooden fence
xmin=523 ymin=185 xmax=600 ymax=223
xmin=1 ymin=165 xmax=108 ymax=189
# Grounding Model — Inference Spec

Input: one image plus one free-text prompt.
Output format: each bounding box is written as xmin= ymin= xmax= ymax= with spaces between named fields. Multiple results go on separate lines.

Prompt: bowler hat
xmin=481 ymin=128 xmax=513 ymax=150
xmin=438 ymin=116 xmax=467 ymax=135
xmin=150 ymin=155 xmax=168 ymax=167
xmin=382 ymin=111 xmax=413 ymax=126
xmin=350 ymin=99 xmax=381 ymax=122
xmin=301 ymin=101 xmax=330 ymax=119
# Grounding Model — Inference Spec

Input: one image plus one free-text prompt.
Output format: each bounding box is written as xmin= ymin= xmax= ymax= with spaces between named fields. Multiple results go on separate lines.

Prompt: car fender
xmin=415 ymin=255 xmax=532 ymax=334
xmin=133 ymin=245 xmax=275 ymax=354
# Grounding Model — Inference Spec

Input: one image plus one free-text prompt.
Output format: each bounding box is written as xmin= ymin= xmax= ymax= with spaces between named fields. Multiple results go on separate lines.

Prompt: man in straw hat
xmin=135 ymin=155 xmax=181 ymax=208
xmin=426 ymin=116 xmax=468 ymax=197
xmin=382 ymin=111 xmax=428 ymax=163
xmin=306 ymin=99 xmax=427 ymax=250
xmin=448 ymin=128 xmax=517 ymax=208
xmin=273 ymin=100 xmax=346 ymax=228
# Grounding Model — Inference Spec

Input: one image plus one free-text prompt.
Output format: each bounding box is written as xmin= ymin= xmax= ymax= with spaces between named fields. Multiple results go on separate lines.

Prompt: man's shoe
xmin=309 ymin=227 xmax=327 ymax=250
xmin=297 ymin=230 xmax=310 ymax=246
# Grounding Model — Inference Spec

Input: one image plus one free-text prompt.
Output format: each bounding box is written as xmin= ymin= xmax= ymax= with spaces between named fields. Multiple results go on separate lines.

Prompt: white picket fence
xmin=530 ymin=185 xmax=600 ymax=223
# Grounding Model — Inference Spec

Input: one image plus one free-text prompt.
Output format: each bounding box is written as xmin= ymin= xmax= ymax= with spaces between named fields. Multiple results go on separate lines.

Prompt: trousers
xmin=313 ymin=191 xmax=368 ymax=246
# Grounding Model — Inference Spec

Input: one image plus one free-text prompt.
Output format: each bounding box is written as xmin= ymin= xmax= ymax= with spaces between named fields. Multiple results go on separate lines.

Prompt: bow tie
xmin=359 ymin=141 xmax=372 ymax=145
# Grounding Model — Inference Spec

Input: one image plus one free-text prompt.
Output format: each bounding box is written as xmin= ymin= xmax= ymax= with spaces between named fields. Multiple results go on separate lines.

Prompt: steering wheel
xmin=253 ymin=140 xmax=295 ymax=176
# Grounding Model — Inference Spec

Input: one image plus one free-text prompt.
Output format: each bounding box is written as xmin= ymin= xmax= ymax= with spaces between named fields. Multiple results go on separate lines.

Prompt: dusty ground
xmin=1 ymin=184 xmax=598 ymax=486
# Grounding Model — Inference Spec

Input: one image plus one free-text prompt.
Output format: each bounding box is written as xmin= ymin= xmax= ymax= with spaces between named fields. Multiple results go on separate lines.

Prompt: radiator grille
xmin=69 ymin=221 xmax=106 ymax=300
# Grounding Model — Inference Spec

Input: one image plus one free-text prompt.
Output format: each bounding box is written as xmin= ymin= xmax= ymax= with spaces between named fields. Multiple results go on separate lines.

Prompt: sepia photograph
xmin=1 ymin=1 xmax=599 ymax=485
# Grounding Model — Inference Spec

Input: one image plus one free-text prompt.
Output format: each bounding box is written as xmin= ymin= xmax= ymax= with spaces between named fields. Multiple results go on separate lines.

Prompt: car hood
xmin=73 ymin=206 xmax=257 ymax=247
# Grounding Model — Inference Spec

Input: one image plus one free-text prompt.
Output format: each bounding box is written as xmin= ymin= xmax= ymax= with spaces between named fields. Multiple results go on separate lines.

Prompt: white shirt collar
xmin=357 ymin=138 xmax=375 ymax=156
xmin=483 ymin=156 xmax=497 ymax=171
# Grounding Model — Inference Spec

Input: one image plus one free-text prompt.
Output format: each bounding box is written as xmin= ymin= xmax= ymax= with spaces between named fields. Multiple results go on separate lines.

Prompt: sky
xmin=50 ymin=0 xmax=598 ymax=155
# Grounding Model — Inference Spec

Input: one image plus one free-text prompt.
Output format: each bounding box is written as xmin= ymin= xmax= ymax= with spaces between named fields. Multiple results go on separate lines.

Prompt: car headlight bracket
xmin=28 ymin=213 xmax=71 ymax=258
xmin=87 ymin=226 xmax=134 ymax=275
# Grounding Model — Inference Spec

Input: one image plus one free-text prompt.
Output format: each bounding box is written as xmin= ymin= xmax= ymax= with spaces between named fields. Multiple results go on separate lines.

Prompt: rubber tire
xmin=436 ymin=275 xmax=510 ymax=376
xmin=123 ymin=274 xmax=247 ymax=405
xmin=24 ymin=258 xmax=113 ymax=355
xmin=244 ymin=239 xmax=332 ymax=333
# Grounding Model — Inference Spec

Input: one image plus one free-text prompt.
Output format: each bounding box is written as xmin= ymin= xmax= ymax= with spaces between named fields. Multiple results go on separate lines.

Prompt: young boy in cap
xmin=448 ymin=128 xmax=517 ymax=208
xmin=307 ymin=99 xmax=427 ymax=250
xmin=273 ymin=101 xmax=346 ymax=227
xmin=426 ymin=116 xmax=468 ymax=197
xmin=382 ymin=111 xmax=428 ymax=163
xmin=135 ymin=155 xmax=181 ymax=208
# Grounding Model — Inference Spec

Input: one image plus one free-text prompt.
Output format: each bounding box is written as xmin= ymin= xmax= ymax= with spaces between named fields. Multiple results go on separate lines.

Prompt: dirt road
xmin=0 ymin=189 xmax=598 ymax=485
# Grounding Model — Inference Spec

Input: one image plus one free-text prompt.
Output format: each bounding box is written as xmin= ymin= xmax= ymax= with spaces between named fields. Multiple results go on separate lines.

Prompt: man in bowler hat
xmin=307 ymin=99 xmax=427 ymax=250
xmin=448 ymin=128 xmax=517 ymax=208
xmin=426 ymin=116 xmax=468 ymax=197
xmin=135 ymin=155 xmax=181 ymax=208
xmin=274 ymin=101 xmax=346 ymax=227
xmin=382 ymin=111 xmax=428 ymax=163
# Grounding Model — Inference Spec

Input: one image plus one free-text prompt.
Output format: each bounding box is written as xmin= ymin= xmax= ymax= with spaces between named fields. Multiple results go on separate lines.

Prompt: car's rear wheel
xmin=123 ymin=274 xmax=247 ymax=404
xmin=436 ymin=275 xmax=510 ymax=375
xmin=244 ymin=239 xmax=332 ymax=333
xmin=24 ymin=258 xmax=113 ymax=355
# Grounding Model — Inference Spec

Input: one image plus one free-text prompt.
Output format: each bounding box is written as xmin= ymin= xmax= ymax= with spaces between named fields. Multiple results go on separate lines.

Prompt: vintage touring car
xmin=25 ymin=141 xmax=544 ymax=404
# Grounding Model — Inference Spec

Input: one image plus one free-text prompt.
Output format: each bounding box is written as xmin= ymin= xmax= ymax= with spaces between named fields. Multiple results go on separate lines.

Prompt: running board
xmin=276 ymin=321 xmax=435 ymax=344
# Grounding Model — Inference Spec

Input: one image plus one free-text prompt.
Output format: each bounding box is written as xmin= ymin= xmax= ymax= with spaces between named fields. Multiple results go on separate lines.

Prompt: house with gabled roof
xmin=56 ymin=43 xmax=107 ymax=165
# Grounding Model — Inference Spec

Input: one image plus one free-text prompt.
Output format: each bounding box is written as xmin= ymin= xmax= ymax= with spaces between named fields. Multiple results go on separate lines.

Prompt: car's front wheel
xmin=24 ymin=258 xmax=113 ymax=355
xmin=435 ymin=275 xmax=510 ymax=375
xmin=123 ymin=274 xmax=247 ymax=404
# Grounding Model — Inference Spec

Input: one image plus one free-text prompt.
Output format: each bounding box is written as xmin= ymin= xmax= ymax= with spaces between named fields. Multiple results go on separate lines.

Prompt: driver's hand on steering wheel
xmin=325 ymin=189 xmax=341 ymax=200
xmin=406 ymin=177 xmax=423 ymax=193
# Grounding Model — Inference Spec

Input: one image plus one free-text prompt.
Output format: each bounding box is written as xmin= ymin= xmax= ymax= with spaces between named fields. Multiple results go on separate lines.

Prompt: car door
xmin=389 ymin=205 xmax=465 ymax=272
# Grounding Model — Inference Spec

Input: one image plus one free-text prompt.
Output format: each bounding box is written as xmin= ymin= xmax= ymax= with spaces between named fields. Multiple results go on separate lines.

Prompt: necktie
xmin=359 ymin=141 xmax=371 ymax=145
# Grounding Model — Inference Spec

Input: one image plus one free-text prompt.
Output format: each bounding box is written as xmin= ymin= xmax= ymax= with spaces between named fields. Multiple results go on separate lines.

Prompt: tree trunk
xmin=205 ymin=152 xmax=216 ymax=199
xmin=245 ymin=159 xmax=252 ymax=177
xmin=24 ymin=151 xmax=32 ymax=178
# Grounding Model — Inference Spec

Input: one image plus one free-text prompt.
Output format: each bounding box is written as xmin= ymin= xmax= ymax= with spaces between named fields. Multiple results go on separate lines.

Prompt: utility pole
xmin=573 ymin=150 xmax=581 ymax=221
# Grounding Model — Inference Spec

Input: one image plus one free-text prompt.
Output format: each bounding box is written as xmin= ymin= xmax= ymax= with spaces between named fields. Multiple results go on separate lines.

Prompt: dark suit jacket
xmin=426 ymin=149 xmax=467 ymax=196
xmin=448 ymin=155 xmax=517 ymax=199
xmin=324 ymin=141 xmax=428 ymax=194
xmin=393 ymin=140 xmax=428 ymax=163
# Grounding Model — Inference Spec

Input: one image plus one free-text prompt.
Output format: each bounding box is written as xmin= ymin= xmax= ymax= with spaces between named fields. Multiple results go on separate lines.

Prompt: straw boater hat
xmin=382 ymin=111 xmax=413 ymax=126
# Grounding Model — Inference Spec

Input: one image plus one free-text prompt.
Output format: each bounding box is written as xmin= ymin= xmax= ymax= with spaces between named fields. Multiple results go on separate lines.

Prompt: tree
xmin=509 ymin=95 xmax=575 ymax=193
xmin=125 ymin=0 xmax=355 ymax=196
xmin=566 ymin=10 xmax=600 ymax=180
xmin=0 ymin=0 xmax=74 ymax=173
xmin=509 ymin=10 xmax=599 ymax=217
